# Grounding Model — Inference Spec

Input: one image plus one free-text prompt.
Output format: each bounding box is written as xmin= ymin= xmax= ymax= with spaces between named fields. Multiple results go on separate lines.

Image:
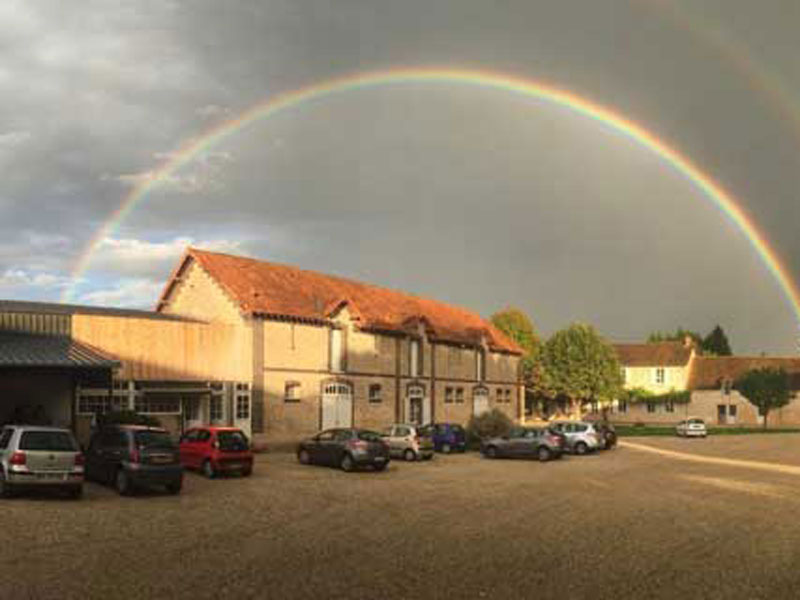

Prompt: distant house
xmin=608 ymin=338 xmax=800 ymax=426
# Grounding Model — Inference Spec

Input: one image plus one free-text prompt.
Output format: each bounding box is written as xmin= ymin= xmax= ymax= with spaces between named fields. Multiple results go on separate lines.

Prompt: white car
xmin=676 ymin=418 xmax=707 ymax=438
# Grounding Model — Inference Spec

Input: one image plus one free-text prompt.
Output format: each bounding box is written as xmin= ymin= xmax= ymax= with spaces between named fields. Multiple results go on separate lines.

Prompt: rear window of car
xmin=357 ymin=430 xmax=383 ymax=442
xmin=19 ymin=431 xmax=77 ymax=451
xmin=134 ymin=431 xmax=175 ymax=448
xmin=688 ymin=419 xmax=705 ymax=425
xmin=217 ymin=430 xmax=249 ymax=451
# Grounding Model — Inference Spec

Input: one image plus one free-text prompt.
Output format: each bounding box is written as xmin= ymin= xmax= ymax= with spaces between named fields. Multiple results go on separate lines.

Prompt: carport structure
xmin=0 ymin=332 xmax=120 ymax=430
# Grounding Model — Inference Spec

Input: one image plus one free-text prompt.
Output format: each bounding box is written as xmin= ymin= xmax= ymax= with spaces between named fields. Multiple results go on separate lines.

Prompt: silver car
xmin=0 ymin=425 xmax=84 ymax=498
xmin=381 ymin=424 xmax=435 ymax=461
xmin=549 ymin=421 xmax=602 ymax=455
xmin=676 ymin=418 xmax=708 ymax=438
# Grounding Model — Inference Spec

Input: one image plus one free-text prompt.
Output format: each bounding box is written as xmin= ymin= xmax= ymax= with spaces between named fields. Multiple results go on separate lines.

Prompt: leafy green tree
xmin=647 ymin=328 xmax=702 ymax=346
xmin=491 ymin=307 xmax=542 ymax=384
xmin=541 ymin=323 xmax=623 ymax=417
xmin=702 ymin=325 xmax=732 ymax=356
xmin=736 ymin=367 xmax=791 ymax=430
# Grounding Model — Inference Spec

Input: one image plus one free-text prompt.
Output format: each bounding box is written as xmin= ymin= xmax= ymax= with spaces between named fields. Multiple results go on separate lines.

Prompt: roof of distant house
xmin=159 ymin=248 xmax=523 ymax=354
xmin=613 ymin=341 xmax=694 ymax=367
xmin=688 ymin=356 xmax=800 ymax=390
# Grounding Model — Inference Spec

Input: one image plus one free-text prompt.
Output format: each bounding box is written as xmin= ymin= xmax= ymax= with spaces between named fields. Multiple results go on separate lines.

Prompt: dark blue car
xmin=420 ymin=423 xmax=467 ymax=453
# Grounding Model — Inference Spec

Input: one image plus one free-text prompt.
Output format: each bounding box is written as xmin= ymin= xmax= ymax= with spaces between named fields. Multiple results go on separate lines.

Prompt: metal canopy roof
xmin=0 ymin=333 xmax=120 ymax=369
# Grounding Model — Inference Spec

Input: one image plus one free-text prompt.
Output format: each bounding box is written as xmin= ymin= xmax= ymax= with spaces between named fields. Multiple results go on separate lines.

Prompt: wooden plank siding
xmin=72 ymin=314 xmax=251 ymax=382
xmin=0 ymin=311 xmax=71 ymax=336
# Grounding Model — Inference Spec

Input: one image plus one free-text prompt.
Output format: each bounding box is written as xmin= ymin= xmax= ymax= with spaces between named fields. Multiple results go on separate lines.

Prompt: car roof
xmin=186 ymin=426 xmax=243 ymax=432
xmin=3 ymin=425 xmax=73 ymax=433
xmin=101 ymin=424 xmax=168 ymax=432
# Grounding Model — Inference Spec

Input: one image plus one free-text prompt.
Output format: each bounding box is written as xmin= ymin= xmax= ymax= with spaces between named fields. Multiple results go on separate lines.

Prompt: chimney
xmin=683 ymin=334 xmax=694 ymax=348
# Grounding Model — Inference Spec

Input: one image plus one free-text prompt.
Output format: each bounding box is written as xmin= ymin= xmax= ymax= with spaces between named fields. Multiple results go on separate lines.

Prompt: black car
xmin=85 ymin=425 xmax=183 ymax=495
xmin=297 ymin=428 xmax=390 ymax=472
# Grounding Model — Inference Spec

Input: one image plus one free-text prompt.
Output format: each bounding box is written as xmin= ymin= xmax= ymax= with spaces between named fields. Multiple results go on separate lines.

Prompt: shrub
xmin=96 ymin=410 xmax=161 ymax=428
xmin=466 ymin=408 xmax=514 ymax=443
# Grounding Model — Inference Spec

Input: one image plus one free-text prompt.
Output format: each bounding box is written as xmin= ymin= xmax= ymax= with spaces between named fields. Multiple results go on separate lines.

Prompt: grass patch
xmin=616 ymin=425 xmax=800 ymax=437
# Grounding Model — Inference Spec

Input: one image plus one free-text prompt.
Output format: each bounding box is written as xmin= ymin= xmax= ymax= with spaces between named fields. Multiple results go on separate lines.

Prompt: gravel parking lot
xmin=4 ymin=435 xmax=800 ymax=599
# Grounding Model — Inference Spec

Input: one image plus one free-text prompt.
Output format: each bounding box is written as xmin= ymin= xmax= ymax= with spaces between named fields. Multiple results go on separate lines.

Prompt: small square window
xmin=646 ymin=401 xmax=656 ymax=413
xmin=284 ymin=382 xmax=301 ymax=403
xmin=445 ymin=387 xmax=454 ymax=404
xmin=455 ymin=388 xmax=464 ymax=403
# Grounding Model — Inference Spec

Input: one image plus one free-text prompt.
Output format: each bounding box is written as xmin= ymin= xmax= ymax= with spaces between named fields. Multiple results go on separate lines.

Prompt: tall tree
xmin=702 ymin=325 xmax=732 ymax=356
xmin=541 ymin=323 xmax=623 ymax=417
xmin=490 ymin=307 xmax=541 ymax=384
xmin=736 ymin=367 xmax=791 ymax=430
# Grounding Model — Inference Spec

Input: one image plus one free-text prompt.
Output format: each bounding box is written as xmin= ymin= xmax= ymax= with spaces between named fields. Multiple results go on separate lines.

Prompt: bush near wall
xmin=620 ymin=388 xmax=691 ymax=405
xmin=466 ymin=408 xmax=514 ymax=444
xmin=96 ymin=410 xmax=161 ymax=428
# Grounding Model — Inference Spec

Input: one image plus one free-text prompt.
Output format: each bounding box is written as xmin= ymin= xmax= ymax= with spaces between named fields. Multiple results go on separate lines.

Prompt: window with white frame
xmin=655 ymin=368 xmax=666 ymax=385
xmin=77 ymin=381 xmax=130 ymax=415
xmin=368 ymin=384 xmax=382 ymax=403
xmin=134 ymin=395 xmax=181 ymax=415
xmin=409 ymin=339 xmax=420 ymax=378
xmin=236 ymin=383 xmax=250 ymax=419
xmin=210 ymin=396 xmax=224 ymax=422
xmin=284 ymin=381 xmax=301 ymax=403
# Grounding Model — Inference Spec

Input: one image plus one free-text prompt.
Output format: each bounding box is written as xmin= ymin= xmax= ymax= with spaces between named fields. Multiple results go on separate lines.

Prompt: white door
xmin=406 ymin=385 xmax=429 ymax=425
xmin=233 ymin=384 xmax=252 ymax=437
xmin=322 ymin=382 xmax=353 ymax=430
xmin=473 ymin=388 xmax=489 ymax=416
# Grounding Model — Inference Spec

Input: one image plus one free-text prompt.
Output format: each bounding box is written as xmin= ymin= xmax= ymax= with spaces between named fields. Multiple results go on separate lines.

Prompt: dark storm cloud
xmin=1 ymin=0 xmax=799 ymax=352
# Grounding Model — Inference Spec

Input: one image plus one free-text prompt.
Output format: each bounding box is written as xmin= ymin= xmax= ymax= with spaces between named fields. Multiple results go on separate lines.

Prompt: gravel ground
xmin=3 ymin=436 xmax=800 ymax=599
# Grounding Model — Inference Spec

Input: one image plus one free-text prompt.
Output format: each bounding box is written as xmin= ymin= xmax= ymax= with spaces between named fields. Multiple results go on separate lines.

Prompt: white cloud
xmin=78 ymin=278 xmax=164 ymax=308
xmin=0 ymin=268 xmax=70 ymax=290
xmin=0 ymin=131 xmax=31 ymax=147
xmin=102 ymin=150 xmax=234 ymax=194
xmin=88 ymin=235 xmax=246 ymax=278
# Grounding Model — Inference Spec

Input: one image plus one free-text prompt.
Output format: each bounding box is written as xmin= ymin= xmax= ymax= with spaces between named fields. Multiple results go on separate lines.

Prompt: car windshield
xmin=19 ymin=430 xmax=77 ymax=451
xmin=217 ymin=431 xmax=249 ymax=451
xmin=688 ymin=419 xmax=705 ymax=425
xmin=134 ymin=431 xmax=175 ymax=448
xmin=357 ymin=430 xmax=383 ymax=442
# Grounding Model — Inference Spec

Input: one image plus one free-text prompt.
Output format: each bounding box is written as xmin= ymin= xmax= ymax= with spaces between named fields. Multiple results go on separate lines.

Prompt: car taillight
xmin=9 ymin=451 xmax=26 ymax=465
xmin=74 ymin=453 xmax=85 ymax=467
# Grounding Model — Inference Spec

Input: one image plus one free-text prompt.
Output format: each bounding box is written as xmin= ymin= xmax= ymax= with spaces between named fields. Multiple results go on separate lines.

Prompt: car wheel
xmin=298 ymin=449 xmax=311 ymax=465
xmin=537 ymin=446 xmax=552 ymax=462
xmin=166 ymin=480 xmax=182 ymax=495
xmin=340 ymin=453 xmax=355 ymax=472
xmin=575 ymin=442 xmax=588 ymax=456
xmin=0 ymin=471 xmax=14 ymax=498
xmin=116 ymin=469 xmax=133 ymax=496
xmin=441 ymin=443 xmax=452 ymax=454
xmin=403 ymin=449 xmax=417 ymax=462
xmin=202 ymin=460 xmax=216 ymax=479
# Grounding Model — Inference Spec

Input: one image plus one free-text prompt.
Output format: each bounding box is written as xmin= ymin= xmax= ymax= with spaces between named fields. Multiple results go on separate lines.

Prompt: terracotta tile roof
xmin=170 ymin=248 xmax=522 ymax=354
xmin=612 ymin=341 xmax=694 ymax=367
xmin=688 ymin=356 xmax=800 ymax=390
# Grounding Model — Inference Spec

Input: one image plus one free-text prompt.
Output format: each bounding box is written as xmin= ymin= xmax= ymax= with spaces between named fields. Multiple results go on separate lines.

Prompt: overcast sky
xmin=1 ymin=0 xmax=799 ymax=354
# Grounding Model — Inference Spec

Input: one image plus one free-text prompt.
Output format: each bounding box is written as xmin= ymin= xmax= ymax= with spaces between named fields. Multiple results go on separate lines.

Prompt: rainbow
xmin=62 ymin=67 xmax=800 ymax=325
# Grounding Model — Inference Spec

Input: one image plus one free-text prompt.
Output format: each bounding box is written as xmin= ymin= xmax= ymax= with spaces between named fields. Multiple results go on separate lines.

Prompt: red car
xmin=179 ymin=427 xmax=253 ymax=478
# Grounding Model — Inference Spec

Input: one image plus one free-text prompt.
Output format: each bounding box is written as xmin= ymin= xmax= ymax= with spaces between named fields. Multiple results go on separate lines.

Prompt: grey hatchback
xmin=0 ymin=425 xmax=84 ymax=498
xmin=480 ymin=427 xmax=565 ymax=461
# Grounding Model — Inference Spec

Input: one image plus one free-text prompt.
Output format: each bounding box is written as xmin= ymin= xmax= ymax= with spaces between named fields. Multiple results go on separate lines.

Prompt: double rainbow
xmin=62 ymin=67 xmax=800 ymax=325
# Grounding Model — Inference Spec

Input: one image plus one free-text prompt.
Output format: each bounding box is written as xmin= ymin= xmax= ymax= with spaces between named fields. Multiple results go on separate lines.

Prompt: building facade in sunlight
xmin=0 ymin=249 xmax=523 ymax=444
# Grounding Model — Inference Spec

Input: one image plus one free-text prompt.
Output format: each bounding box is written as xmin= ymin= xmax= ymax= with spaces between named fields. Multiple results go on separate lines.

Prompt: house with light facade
xmin=608 ymin=339 xmax=800 ymax=426
xmin=0 ymin=249 xmax=523 ymax=445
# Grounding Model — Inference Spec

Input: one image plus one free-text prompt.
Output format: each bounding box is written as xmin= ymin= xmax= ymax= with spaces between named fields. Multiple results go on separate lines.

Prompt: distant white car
xmin=676 ymin=418 xmax=707 ymax=438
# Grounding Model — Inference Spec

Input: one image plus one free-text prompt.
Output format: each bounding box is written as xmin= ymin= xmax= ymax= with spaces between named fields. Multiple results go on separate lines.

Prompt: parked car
xmin=549 ymin=421 xmax=602 ymax=455
xmin=480 ymin=427 xmax=564 ymax=461
xmin=85 ymin=425 xmax=183 ymax=495
xmin=297 ymin=428 xmax=390 ymax=472
xmin=179 ymin=426 xmax=253 ymax=478
xmin=0 ymin=425 xmax=84 ymax=498
xmin=381 ymin=423 xmax=434 ymax=461
xmin=594 ymin=422 xmax=618 ymax=449
xmin=676 ymin=417 xmax=708 ymax=438
xmin=421 ymin=422 xmax=467 ymax=453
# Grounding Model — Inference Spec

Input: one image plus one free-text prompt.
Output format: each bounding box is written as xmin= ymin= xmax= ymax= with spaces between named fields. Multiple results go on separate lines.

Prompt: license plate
xmin=374 ymin=457 xmax=386 ymax=462
xmin=38 ymin=473 xmax=65 ymax=480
